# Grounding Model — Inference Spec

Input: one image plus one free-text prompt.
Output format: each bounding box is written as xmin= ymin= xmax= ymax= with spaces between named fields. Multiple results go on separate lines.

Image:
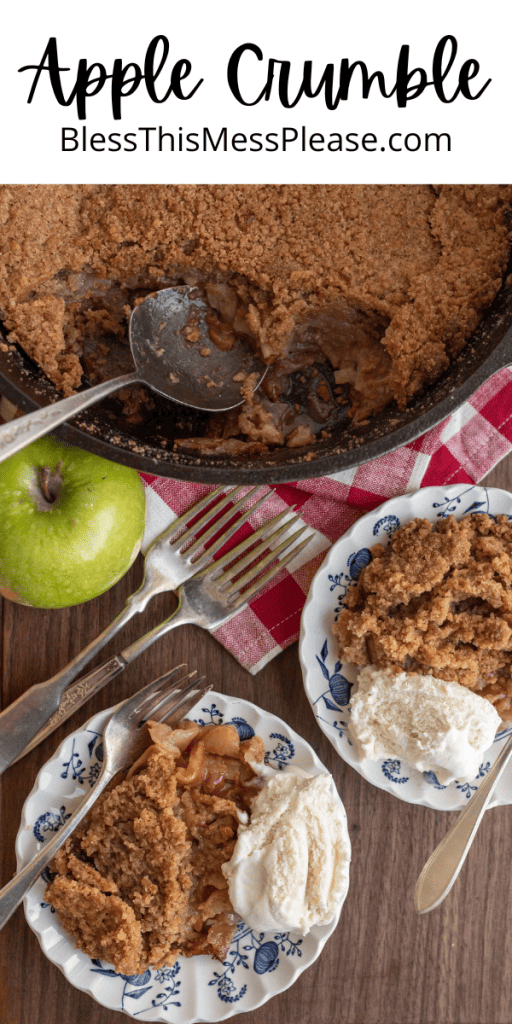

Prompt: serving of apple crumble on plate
xmin=18 ymin=694 xmax=342 ymax=1022
xmin=300 ymin=485 xmax=512 ymax=812
xmin=44 ymin=719 xmax=265 ymax=974
xmin=333 ymin=513 xmax=512 ymax=720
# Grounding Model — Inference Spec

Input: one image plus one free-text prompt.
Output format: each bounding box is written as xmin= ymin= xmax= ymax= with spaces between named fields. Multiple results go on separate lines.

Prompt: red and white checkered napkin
xmin=141 ymin=367 xmax=512 ymax=674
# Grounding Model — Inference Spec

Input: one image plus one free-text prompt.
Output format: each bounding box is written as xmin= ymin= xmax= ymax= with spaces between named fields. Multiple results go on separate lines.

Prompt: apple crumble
xmin=44 ymin=719 xmax=266 ymax=974
xmin=0 ymin=184 xmax=511 ymax=451
xmin=334 ymin=514 xmax=512 ymax=721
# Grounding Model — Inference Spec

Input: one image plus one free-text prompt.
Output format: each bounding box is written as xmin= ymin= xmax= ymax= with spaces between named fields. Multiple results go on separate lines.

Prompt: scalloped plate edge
xmin=299 ymin=485 xmax=512 ymax=812
xmin=16 ymin=691 xmax=350 ymax=1023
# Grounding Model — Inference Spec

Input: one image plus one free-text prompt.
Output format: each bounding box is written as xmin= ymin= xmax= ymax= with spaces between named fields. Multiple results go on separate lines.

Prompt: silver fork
xmin=0 ymin=485 xmax=273 ymax=774
xmin=0 ymin=664 xmax=212 ymax=932
xmin=13 ymin=507 xmax=312 ymax=766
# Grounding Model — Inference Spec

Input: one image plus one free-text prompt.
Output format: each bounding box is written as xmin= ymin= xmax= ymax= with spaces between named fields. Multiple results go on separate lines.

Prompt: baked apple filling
xmin=0 ymin=184 xmax=510 ymax=454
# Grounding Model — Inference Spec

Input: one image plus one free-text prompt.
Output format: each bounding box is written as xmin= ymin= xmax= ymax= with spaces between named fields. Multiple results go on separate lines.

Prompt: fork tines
xmin=164 ymin=485 xmax=273 ymax=573
xmin=208 ymin=508 xmax=313 ymax=610
xmin=128 ymin=664 xmax=198 ymax=720
xmin=146 ymin=676 xmax=211 ymax=727
xmin=180 ymin=486 xmax=270 ymax=563
xmin=136 ymin=667 xmax=208 ymax=724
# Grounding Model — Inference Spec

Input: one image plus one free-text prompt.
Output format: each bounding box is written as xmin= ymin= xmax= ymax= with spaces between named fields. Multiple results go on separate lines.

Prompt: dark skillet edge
xmin=1 ymin=260 xmax=511 ymax=484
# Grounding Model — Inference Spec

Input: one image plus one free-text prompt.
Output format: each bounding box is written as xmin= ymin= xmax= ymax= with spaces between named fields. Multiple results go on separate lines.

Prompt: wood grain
xmin=2 ymin=455 xmax=512 ymax=1024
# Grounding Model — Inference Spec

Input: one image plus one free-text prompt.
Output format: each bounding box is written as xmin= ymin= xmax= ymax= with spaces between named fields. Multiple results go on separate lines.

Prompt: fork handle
xmin=0 ymin=579 xmax=161 ymax=776
xmin=11 ymin=598 xmax=197 ymax=765
xmin=0 ymin=764 xmax=114 ymax=932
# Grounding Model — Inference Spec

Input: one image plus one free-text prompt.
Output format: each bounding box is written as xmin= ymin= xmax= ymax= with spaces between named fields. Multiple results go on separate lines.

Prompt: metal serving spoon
xmin=0 ymin=286 xmax=267 ymax=464
xmin=414 ymin=730 xmax=512 ymax=914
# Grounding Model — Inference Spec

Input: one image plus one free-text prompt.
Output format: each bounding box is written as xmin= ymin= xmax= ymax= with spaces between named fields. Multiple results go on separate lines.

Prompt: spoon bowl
xmin=130 ymin=286 xmax=267 ymax=412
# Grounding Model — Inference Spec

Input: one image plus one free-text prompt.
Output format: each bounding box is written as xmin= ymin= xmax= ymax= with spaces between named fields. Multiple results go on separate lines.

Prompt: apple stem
xmin=37 ymin=462 xmax=63 ymax=505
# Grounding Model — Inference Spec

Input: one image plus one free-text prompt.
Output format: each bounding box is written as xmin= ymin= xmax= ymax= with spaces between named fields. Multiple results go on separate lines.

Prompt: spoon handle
xmin=414 ymin=731 xmax=512 ymax=914
xmin=0 ymin=371 xmax=139 ymax=463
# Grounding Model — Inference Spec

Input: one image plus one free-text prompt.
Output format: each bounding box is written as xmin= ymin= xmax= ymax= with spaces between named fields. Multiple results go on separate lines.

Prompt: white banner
xmin=1 ymin=0 xmax=509 ymax=183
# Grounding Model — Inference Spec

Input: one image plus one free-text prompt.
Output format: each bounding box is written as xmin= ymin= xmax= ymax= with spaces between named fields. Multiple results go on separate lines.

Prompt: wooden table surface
xmin=1 ymin=458 xmax=512 ymax=1024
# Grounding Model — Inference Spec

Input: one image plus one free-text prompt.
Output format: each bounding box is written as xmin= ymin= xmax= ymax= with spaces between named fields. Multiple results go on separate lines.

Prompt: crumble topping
xmin=45 ymin=720 xmax=265 ymax=974
xmin=0 ymin=184 xmax=510 ymax=451
xmin=334 ymin=514 xmax=512 ymax=720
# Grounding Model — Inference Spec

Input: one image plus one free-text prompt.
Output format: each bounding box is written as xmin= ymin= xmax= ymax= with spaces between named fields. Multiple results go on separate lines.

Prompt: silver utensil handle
xmin=0 ymin=371 xmax=138 ymax=463
xmin=0 ymin=581 xmax=151 ymax=775
xmin=12 ymin=656 xmax=128 ymax=763
xmin=414 ymin=732 xmax=512 ymax=914
xmin=0 ymin=764 xmax=113 ymax=931
xmin=11 ymin=597 xmax=196 ymax=764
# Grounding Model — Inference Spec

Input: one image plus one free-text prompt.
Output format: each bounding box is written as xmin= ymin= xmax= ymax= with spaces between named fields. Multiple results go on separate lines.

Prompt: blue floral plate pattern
xmin=16 ymin=692 xmax=349 ymax=1022
xmin=299 ymin=485 xmax=512 ymax=812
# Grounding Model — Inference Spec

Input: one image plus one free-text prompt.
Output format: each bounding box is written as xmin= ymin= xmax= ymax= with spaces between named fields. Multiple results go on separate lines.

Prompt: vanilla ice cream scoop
xmin=348 ymin=666 xmax=501 ymax=784
xmin=222 ymin=767 xmax=350 ymax=935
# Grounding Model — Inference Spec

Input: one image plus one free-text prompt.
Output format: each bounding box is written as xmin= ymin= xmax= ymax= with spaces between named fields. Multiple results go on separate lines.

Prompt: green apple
xmin=0 ymin=435 xmax=146 ymax=608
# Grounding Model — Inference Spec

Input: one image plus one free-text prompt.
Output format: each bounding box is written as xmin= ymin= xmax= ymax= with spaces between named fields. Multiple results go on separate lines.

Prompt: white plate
xmin=16 ymin=691 xmax=350 ymax=1022
xmin=299 ymin=484 xmax=512 ymax=812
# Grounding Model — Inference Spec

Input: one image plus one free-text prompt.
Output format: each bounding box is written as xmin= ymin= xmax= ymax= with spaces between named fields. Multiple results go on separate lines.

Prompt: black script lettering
xmin=144 ymin=35 xmax=172 ymax=102
xmin=337 ymin=60 xmax=391 ymax=102
xmin=20 ymin=36 xmax=203 ymax=119
xmin=394 ymin=46 xmax=429 ymax=107
xmin=227 ymin=39 xmax=491 ymax=110
xmin=111 ymin=61 xmax=143 ymax=120
xmin=20 ymin=38 xmax=70 ymax=105
xmin=432 ymin=35 xmax=460 ymax=102
xmin=67 ymin=60 xmax=108 ymax=120
xmin=458 ymin=59 xmax=490 ymax=99
xmin=227 ymin=43 xmax=269 ymax=105
xmin=144 ymin=36 xmax=202 ymax=104
xmin=276 ymin=60 xmax=307 ymax=107
xmin=432 ymin=36 xmax=491 ymax=102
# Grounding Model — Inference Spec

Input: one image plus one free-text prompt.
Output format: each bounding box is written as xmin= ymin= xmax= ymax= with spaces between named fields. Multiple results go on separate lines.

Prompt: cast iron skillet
xmin=1 ymin=256 xmax=511 ymax=484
